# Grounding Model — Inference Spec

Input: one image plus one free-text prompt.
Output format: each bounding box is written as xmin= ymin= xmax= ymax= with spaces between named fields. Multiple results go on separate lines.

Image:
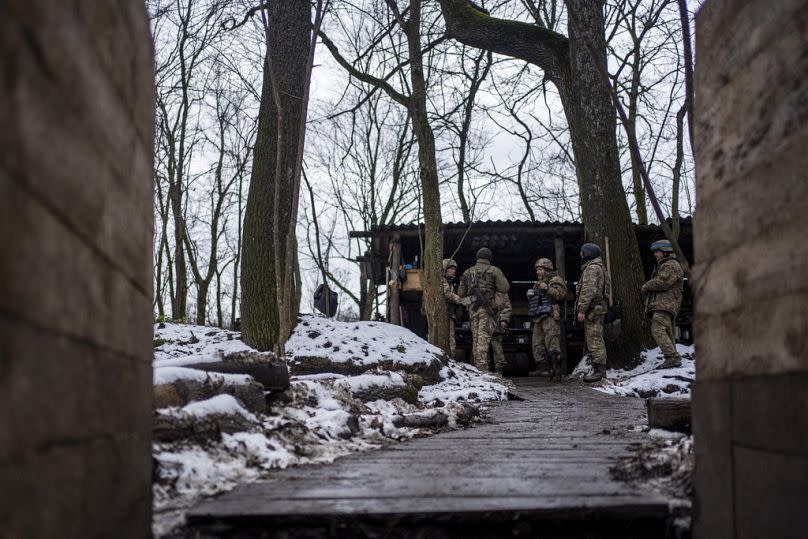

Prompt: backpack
xmin=313 ymin=283 xmax=338 ymax=317
xmin=464 ymin=267 xmax=495 ymax=317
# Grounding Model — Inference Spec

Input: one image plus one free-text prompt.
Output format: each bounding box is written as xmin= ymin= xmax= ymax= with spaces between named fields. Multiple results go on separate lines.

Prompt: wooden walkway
xmin=186 ymin=378 xmax=675 ymax=538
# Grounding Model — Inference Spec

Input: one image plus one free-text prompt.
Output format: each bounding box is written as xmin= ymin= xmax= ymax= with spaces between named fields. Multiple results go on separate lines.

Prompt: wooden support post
xmin=359 ymin=255 xmax=368 ymax=321
xmin=554 ymin=235 xmax=569 ymax=375
xmin=554 ymin=235 xmax=566 ymax=280
xmin=389 ymin=235 xmax=402 ymax=325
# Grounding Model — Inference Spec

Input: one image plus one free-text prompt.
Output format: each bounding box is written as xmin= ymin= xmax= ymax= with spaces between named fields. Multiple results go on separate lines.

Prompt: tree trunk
xmin=196 ymin=281 xmax=209 ymax=325
xmin=405 ymin=0 xmax=450 ymax=352
xmin=241 ymin=0 xmax=312 ymax=352
xmin=169 ymin=182 xmax=188 ymax=320
xmin=561 ymin=0 xmax=650 ymax=361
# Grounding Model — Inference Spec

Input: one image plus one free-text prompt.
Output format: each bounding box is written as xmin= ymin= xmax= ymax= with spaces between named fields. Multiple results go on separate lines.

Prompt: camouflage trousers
xmin=532 ymin=315 xmax=560 ymax=361
xmin=650 ymin=311 xmax=680 ymax=361
xmin=448 ymin=318 xmax=457 ymax=359
xmin=490 ymin=329 xmax=506 ymax=373
xmin=470 ymin=309 xmax=499 ymax=372
xmin=584 ymin=311 xmax=607 ymax=365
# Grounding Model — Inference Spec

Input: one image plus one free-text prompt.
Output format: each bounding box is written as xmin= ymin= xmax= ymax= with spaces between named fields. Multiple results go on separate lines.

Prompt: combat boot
xmin=583 ymin=363 xmax=607 ymax=383
xmin=658 ymin=356 xmax=682 ymax=369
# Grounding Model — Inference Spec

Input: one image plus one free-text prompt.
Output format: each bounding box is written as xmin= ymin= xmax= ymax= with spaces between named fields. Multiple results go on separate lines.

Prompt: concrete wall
xmin=692 ymin=0 xmax=808 ymax=537
xmin=0 ymin=2 xmax=154 ymax=537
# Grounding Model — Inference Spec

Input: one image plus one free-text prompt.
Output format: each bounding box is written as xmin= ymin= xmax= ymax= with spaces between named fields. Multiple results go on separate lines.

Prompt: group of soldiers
xmin=441 ymin=239 xmax=684 ymax=382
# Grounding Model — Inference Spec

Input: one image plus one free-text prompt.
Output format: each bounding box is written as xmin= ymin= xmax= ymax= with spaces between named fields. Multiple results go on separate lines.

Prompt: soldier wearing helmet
xmin=575 ymin=242 xmax=610 ymax=383
xmin=442 ymin=258 xmax=472 ymax=358
xmin=458 ymin=247 xmax=510 ymax=373
xmin=642 ymin=239 xmax=684 ymax=369
xmin=526 ymin=257 xmax=568 ymax=381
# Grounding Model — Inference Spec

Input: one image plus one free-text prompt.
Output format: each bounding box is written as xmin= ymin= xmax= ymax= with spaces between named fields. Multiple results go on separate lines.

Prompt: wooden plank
xmin=646 ymin=397 xmax=691 ymax=432
xmin=186 ymin=379 xmax=673 ymax=533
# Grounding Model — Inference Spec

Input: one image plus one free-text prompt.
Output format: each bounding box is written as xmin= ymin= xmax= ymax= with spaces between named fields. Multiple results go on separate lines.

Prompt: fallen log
xmin=153 ymin=376 xmax=267 ymax=414
xmin=646 ymin=397 xmax=691 ymax=432
xmin=181 ymin=360 xmax=289 ymax=391
xmin=393 ymin=412 xmax=448 ymax=429
xmin=153 ymin=412 xmax=255 ymax=443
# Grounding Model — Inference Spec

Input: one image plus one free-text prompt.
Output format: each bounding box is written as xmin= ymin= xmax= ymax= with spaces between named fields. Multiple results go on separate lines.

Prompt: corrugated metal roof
xmin=364 ymin=217 xmax=692 ymax=234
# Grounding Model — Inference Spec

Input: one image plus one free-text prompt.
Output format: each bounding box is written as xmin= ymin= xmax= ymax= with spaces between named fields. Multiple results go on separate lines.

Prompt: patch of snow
xmin=419 ymin=361 xmax=510 ymax=403
xmin=181 ymin=394 xmax=257 ymax=422
xmin=335 ymin=372 xmax=406 ymax=392
xmin=286 ymin=315 xmax=445 ymax=367
xmin=153 ymin=366 xmax=253 ymax=386
xmin=292 ymin=373 xmax=347 ymax=381
xmin=648 ymin=428 xmax=687 ymax=440
xmin=153 ymin=323 xmax=251 ymax=365
xmin=573 ymin=344 xmax=695 ymax=399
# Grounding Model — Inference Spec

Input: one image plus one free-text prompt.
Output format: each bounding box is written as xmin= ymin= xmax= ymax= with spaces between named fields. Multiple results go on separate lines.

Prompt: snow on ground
xmin=153 ymin=365 xmax=253 ymax=386
xmin=154 ymin=323 xmax=252 ymax=363
xmin=572 ymin=344 xmax=695 ymax=398
xmin=152 ymin=318 xmax=508 ymax=537
xmin=181 ymin=394 xmax=258 ymax=421
xmin=420 ymin=361 xmax=511 ymax=403
xmin=286 ymin=316 xmax=444 ymax=367
xmin=611 ymin=433 xmax=694 ymax=503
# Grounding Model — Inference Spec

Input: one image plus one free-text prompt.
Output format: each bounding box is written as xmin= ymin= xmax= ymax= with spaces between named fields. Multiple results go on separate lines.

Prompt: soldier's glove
xmin=461 ymin=297 xmax=474 ymax=307
xmin=526 ymin=289 xmax=535 ymax=298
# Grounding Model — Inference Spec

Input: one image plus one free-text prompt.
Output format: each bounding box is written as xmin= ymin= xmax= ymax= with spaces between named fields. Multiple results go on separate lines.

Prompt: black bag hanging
xmin=313 ymin=284 xmax=338 ymax=317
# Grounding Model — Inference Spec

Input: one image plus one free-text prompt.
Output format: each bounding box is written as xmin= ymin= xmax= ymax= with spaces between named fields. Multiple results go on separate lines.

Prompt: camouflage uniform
xmin=576 ymin=257 xmax=608 ymax=366
xmin=529 ymin=271 xmax=568 ymax=364
xmin=442 ymin=272 xmax=469 ymax=358
xmin=458 ymin=252 xmax=510 ymax=372
xmin=489 ymin=291 xmax=512 ymax=373
xmin=642 ymin=255 xmax=684 ymax=365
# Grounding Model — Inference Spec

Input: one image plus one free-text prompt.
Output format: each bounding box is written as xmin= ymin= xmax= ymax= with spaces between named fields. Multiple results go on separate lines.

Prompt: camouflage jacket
xmin=458 ymin=259 xmax=510 ymax=308
xmin=493 ymin=291 xmax=512 ymax=324
xmin=531 ymin=272 xmax=567 ymax=320
xmin=442 ymin=276 xmax=469 ymax=320
xmin=576 ymin=257 xmax=607 ymax=316
xmin=533 ymin=272 xmax=568 ymax=303
xmin=642 ymin=256 xmax=683 ymax=317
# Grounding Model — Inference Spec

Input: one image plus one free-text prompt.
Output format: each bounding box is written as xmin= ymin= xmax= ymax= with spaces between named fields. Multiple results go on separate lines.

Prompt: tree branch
xmin=436 ymin=0 xmax=570 ymax=81
xmin=319 ymin=31 xmax=411 ymax=107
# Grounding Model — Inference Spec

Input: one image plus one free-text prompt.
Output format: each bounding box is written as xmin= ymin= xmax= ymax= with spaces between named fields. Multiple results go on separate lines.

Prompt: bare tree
xmin=151 ymin=0 xmax=230 ymax=320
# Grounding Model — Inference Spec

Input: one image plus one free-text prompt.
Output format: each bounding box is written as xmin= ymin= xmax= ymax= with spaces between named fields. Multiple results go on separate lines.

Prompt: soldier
xmin=489 ymin=291 xmax=512 ymax=373
xmin=575 ymin=243 xmax=609 ymax=383
xmin=458 ymin=247 xmax=510 ymax=373
xmin=442 ymin=258 xmax=472 ymax=358
xmin=527 ymin=258 xmax=568 ymax=380
xmin=642 ymin=239 xmax=684 ymax=369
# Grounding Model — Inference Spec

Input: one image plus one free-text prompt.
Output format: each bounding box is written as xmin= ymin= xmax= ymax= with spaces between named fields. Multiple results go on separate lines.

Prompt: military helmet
xmin=476 ymin=247 xmax=492 ymax=260
xmin=442 ymin=258 xmax=458 ymax=271
xmin=534 ymin=257 xmax=554 ymax=270
xmin=650 ymin=239 xmax=674 ymax=253
xmin=580 ymin=243 xmax=601 ymax=260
